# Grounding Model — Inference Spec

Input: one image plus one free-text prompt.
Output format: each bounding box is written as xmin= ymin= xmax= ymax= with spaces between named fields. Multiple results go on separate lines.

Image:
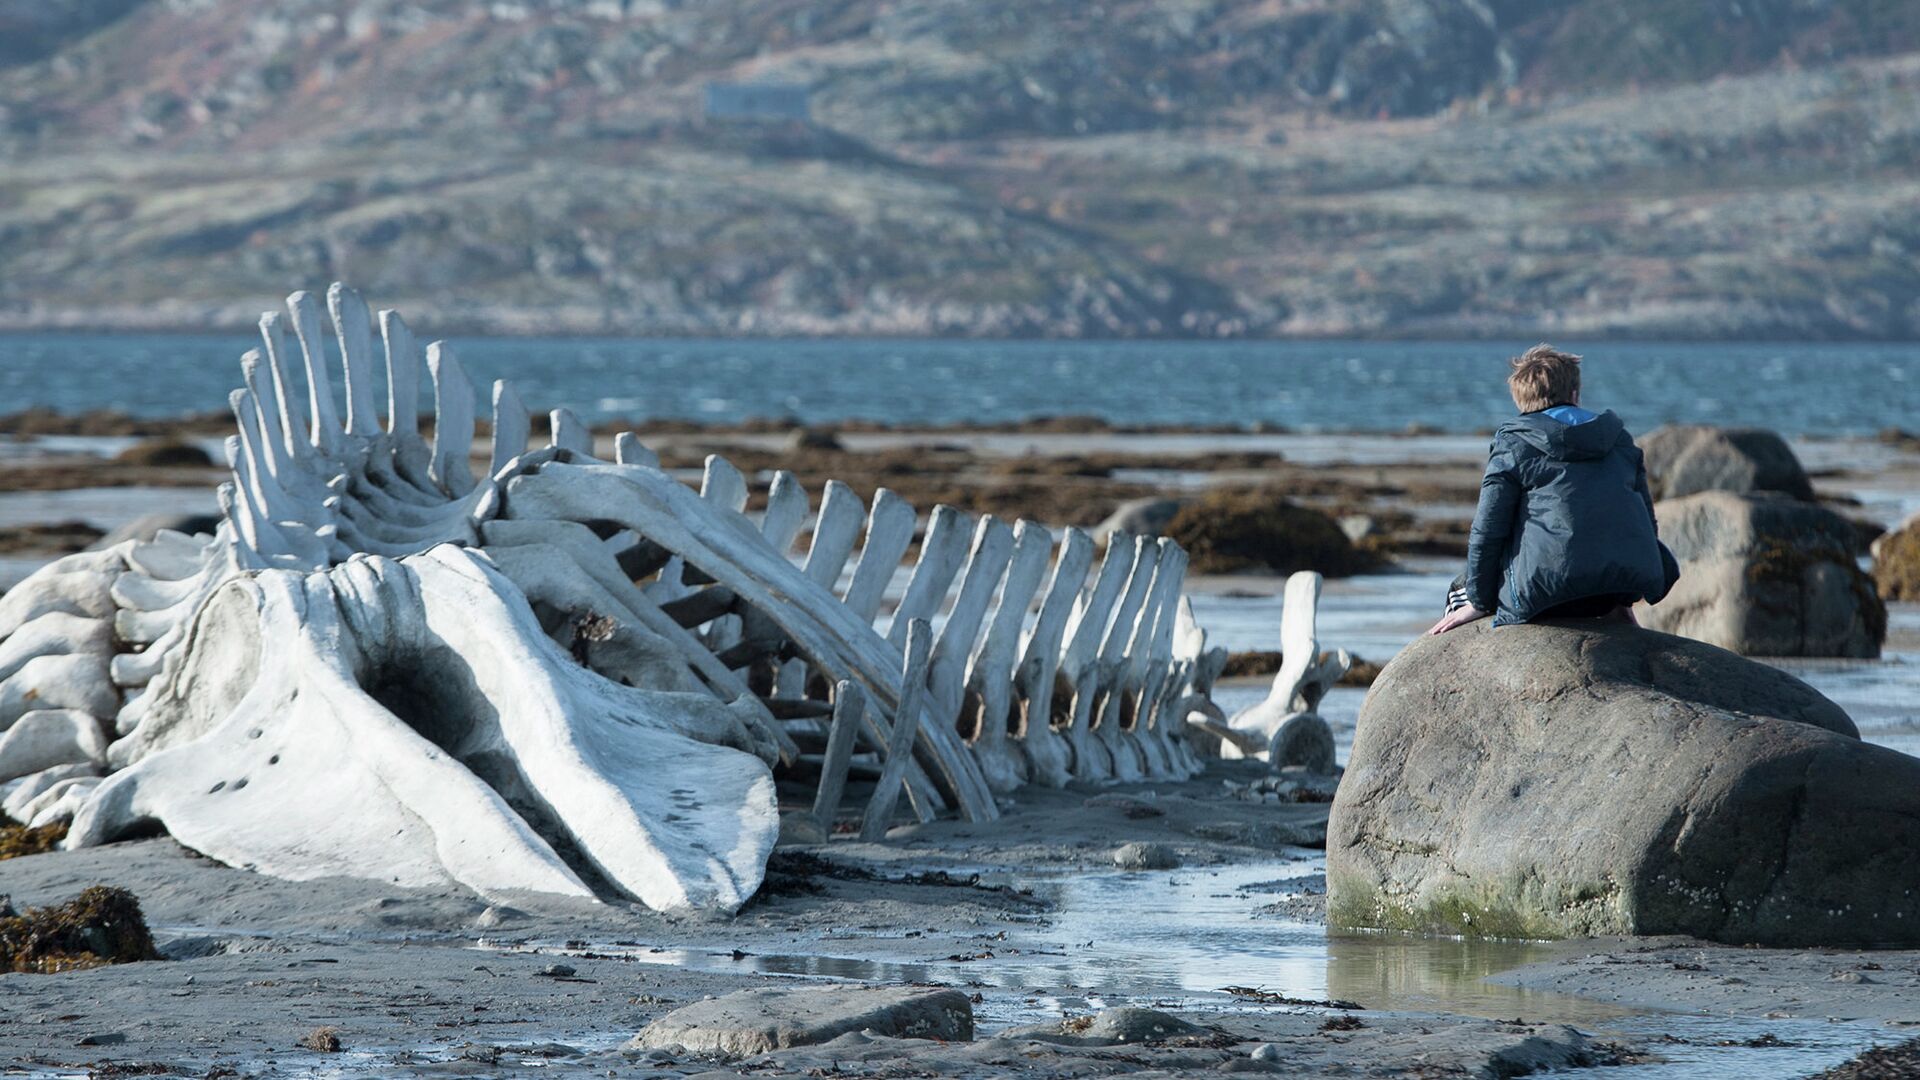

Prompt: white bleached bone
xmin=1009 ymin=527 xmax=1094 ymax=788
xmin=2 ymin=762 xmax=100 ymax=822
xmin=71 ymin=548 xmax=777 ymax=912
xmin=963 ymin=519 xmax=1053 ymax=794
xmin=0 ymin=282 xmax=1246 ymax=914
xmin=0 ymin=709 xmax=110 ymax=784
xmin=1220 ymin=571 xmax=1349 ymax=764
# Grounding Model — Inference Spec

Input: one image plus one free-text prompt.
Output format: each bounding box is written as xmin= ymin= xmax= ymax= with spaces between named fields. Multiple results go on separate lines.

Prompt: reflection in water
xmin=1325 ymin=931 xmax=1633 ymax=1023
xmin=488 ymin=861 xmax=1624 ymax=1026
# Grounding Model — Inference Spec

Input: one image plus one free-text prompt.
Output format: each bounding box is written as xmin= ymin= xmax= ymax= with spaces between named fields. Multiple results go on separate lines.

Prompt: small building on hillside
xmin=703 ymin=82 xmax=812 ymax=124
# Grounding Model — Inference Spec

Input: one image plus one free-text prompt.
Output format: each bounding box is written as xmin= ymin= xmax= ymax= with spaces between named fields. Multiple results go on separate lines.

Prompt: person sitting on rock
xmin=1429 ymin=345 xmax=1679 ymax=635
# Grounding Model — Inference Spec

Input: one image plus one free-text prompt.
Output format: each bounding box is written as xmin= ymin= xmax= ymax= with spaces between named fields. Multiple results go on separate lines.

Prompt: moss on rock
xmin=1164 ymin=489 xmax=1380 ymax=577
xmin=0 ymin=886 xmax=161 ymax=973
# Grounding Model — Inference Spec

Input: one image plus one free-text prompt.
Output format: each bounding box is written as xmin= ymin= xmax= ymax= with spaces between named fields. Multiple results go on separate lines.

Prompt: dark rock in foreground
xmin=1643 ymin=490 xmax=1884 ymax=657
xmin=631 ymin=984 xmax=973 ymax=1057
xmin=1639 ymin=424 xmax=1814 ymax=502
xmin=1329 ymin=621 xmax=1920 ymax=946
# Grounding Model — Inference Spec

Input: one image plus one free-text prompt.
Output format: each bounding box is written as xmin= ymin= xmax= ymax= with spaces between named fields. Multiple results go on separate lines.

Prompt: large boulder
xmin=1328 ymin=621 xmax=1920 ymax=946
xmin=1642 ymin=491 xmax=1884 ymax=657
xmin=1163 ymin=489 xmax=1378 ymax=577
xmin=1638 ymin=424 xmax=1813 ymax=502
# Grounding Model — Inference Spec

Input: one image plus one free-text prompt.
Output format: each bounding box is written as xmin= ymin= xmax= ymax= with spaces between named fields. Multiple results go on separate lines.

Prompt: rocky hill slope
xmin=1 ymin=0 xmax=1916 ymax=338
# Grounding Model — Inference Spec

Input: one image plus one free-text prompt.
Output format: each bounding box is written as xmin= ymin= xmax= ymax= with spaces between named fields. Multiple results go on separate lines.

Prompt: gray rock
xmin=1189 ymin=817 xmax=1327 ymax=849
xmin=1082 ymin=792 xmax=1164 ymax=818
xmin=1643 ymin=490 xmax=1884 ymax=657
xmin=776 ymin=811 xmax=828 ymax=847
xmin=998 ymin=1006 xmax=1205 ymax=1046
xmin=1274 ymin=765 xmax=1341 ymax=800
xmin=1079 ymin=1007 xmax=1205 ymax=1044
xmin=1093 ymin=497 xmax=1186 ymax=541
xmin=1639 ymin=424 xmax=1813 ymax=502
xmin=472 ymin=904 xmax=525 ymax=928
xmin=629 ymin=984 xmax=973 ymax=1057
xmin=1328 ymin=620 xmax=1920 ymax=945
xmin=1266 ymin=714 xmax=1335 ymax=773
xmin=1111 ymin=841 xmax=1181 ymax=870
xmin=76 ymin=1032 xmax=126 ymax=1046
xmin=1251 ymin=1042 xmax=1282 ymax=1061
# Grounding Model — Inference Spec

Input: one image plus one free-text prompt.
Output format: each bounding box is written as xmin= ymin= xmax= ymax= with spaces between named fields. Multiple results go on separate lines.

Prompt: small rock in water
xmin=1251 ymin=1042 xmax=1283 ymax=1061
xmin=300 ymin=1027 xmax=341 ymax=1052
xmin=1080 ymin=1007 xmax=1205 ymax=1044
xmin=997 ymin=1006 xmax=1205 ymax=1046
xmin=1111 ymin=841 xmax=1181 ymax=871
xmin=511 ymin=1042 xmax=581 ymax=1058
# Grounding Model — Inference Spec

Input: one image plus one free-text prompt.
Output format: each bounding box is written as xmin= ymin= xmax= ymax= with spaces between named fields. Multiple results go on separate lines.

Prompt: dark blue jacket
xmin=1464 ymin=406 xmax=1680 ymax=626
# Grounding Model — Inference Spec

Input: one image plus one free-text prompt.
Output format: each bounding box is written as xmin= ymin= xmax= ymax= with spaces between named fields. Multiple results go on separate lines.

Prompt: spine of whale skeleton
xmin=0 ymin=284 xmax=1358 ymax=913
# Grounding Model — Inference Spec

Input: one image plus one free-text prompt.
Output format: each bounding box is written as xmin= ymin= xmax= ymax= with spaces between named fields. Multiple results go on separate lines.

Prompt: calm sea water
xmin=3 ymin=333 xmax=1915 ymax=432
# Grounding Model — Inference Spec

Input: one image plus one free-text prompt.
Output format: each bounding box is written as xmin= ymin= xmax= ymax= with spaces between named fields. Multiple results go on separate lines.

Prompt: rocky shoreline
xmin=0 ymin=418 xmax=1916 ymax=1077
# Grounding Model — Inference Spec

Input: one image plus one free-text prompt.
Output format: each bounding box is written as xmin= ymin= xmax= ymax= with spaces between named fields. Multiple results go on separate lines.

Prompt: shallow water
xmin=485 ymin=859 xmax=1635 ymax=1026
xmin=479 ymin=860 xmax=1896 ymax=1078
xmin=3 ymin=334 xmax=1917 ymax=436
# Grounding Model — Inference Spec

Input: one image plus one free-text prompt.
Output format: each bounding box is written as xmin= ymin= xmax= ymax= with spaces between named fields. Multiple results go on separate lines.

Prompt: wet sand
xmin=4 ymin=777 xmax=1916 ymax=1078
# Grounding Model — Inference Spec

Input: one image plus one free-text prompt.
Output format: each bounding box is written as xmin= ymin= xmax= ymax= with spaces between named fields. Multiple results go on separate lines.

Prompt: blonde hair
xmin=1508 ymin=344 xmax=1582 ymax=412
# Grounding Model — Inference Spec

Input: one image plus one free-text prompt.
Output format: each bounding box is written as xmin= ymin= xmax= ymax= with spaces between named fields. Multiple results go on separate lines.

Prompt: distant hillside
xmin=2 ymin=0 xmax=1917 ymax=338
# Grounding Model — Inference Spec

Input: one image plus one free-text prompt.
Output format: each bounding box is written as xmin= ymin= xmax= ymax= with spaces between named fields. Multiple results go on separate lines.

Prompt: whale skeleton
xmin=0 ymin=284 xmax=1261 ymax=913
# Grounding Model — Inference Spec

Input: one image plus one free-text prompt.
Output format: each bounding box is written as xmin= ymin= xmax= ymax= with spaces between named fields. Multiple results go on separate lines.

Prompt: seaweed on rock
xmin=0 ymin=885 xmax=159 ymax=973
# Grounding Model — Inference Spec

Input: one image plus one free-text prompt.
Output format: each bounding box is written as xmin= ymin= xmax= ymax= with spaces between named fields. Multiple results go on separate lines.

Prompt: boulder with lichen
xmin=1329 ymin=620 xmax=1920 ymax=946
xmin=1638 ymin=425 xmax=1814 ymax=502
xmin=1641 ymin=490 xmax=1883 ymax=657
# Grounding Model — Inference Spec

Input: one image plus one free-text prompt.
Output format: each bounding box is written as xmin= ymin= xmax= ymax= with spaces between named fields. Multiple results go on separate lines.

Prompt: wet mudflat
xmin=1 ymin=426 xmax=1917 ymax=1077
xmin=4 ymin=772 xmax=1918 ymax=1078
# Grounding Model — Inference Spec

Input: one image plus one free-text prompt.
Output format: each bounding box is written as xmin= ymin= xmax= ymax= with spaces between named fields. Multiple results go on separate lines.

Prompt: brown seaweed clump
xmin=1812 ymin=1036 xmax=1920 ymax=1080
xmin=1165 ymin=489 xmax=1381 ymax=577
xmin=1875 ymin=523 xmax=1920 ymax=602
xmin=1219 ymin=650 xmax=1380 ymax=687
xmin=0 ymin=817 xmax=68 ymax=860
xmin=0 ymin=886 xmax=161 ymax=973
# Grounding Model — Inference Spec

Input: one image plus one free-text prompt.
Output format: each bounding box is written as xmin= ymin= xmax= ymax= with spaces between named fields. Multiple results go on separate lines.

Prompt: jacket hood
xmin=1499 ymin=407 xmax=1626 ymax=461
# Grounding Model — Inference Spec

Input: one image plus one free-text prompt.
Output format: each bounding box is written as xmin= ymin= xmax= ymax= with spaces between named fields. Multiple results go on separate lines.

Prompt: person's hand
xmin=1427 ymin=604 xmax=1487 ymax=636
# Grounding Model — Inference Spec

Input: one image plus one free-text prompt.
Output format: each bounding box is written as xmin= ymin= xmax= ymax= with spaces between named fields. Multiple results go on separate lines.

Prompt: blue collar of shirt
xmin=1541 ymin=404 xmax=1598 ymax=425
